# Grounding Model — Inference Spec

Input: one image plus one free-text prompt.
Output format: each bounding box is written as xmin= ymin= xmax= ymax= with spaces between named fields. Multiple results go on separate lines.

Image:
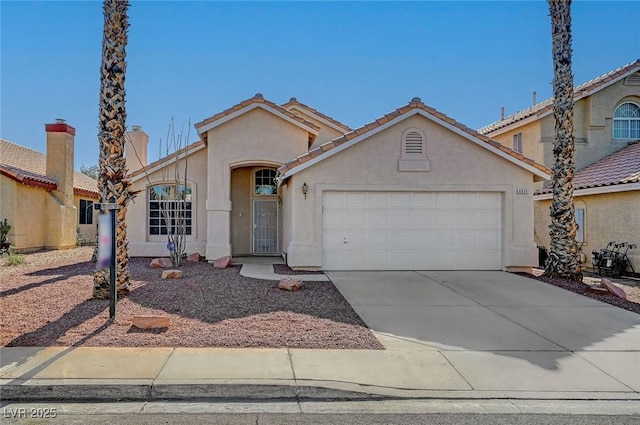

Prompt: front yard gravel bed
xmin=0 ymin=248 xmax=382 ymax=349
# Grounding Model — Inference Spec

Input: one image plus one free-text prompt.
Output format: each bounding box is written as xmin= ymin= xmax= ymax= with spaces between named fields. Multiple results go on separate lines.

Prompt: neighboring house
xmin=126 ymin=94 xmax=550 ymax=271
xmin=479 ymin=59 xmax=640 ymax=273
xmin=0 ymin=121 xmax=100 ymax=251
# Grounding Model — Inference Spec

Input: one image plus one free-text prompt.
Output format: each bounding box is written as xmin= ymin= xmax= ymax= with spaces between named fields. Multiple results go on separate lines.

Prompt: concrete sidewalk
xmin=1 ymin=270 xmax=640 ymax=408
xmin=2 ymin=333 xmax=640 ymax=403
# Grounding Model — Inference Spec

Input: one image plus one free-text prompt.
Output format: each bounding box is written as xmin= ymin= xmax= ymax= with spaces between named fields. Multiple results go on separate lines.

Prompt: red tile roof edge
xmin=0 ymin=165 xmax=58 ymax=191
xmin=277 ymin=99 xmax=551 ymax=176
xmin=479 ymin=59 xmax=640 ymax=135
xmin=194 ymin=94 xmax=321 ymax=133
xmin=281 ymin=97 xmax=353 ymax=132
xmin=535 ymin=141 xmax=640 ymax=195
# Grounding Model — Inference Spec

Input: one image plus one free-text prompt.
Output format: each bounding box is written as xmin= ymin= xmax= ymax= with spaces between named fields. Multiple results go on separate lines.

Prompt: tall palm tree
xmin=93 ymin=0 xmax=134 ymax=299
xmin=544 ymin=0 xmax=582 ymax=282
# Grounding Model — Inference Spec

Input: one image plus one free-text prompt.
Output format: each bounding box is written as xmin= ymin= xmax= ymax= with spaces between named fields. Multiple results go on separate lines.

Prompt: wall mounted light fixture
xmin=302 ymin=182 xmax=308 ymax=199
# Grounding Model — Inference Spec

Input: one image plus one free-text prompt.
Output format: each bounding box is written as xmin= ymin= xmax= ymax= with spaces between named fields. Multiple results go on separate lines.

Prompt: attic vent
xmin=624 ymin=73 xmax=640 ymax=86
xmin=399 ymin=128 xmax=430 ymax=172
xmin=404 ymin=131 xmax=424 ymax=154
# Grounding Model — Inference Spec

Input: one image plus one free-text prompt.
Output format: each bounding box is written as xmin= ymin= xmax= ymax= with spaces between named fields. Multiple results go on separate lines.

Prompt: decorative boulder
xmin=132 ymin=316 xmax=170 ymax=330
xmin=186 ymin=252 xmax=203 ymax=262
xmin=150 ymin=258 xmax=173 ymax=268
xmin=279 ymin=278 xmax=303 ymax=291
xmin=213 ymin=256 xmax=232 ymax=269
xmin=600 ymin=278 xmax=626 ymax=299
xmin=161 ymin=269 xmax=183 ymax=279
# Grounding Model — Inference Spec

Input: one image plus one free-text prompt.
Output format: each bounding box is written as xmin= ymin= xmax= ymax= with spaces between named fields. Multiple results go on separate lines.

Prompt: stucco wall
xmin=491 ymin=120 xmax=543 ymax=164
xmin=205 ymin=107 xmax=312 ymax=259
xmin=286 ymin=106 xmax=346 ymax=148
xmin=127 ymin=147 xmax=208 ymax=257
xmin=0 ymin=177 xmax=49 ymax=251
xmin=284 ymin=114 xmax=539 ymax=270
xmin=491 ymin=79 xmax=640 ymax=171
xmin=535 ymin=190 xmax=640 ymax=273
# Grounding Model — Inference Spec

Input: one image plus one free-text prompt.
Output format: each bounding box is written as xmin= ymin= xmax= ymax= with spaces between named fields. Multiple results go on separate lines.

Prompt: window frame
xmin=79 ymin=199 xmax=94 ymax=225
xmin=512 ymin=132 xmax=523 ymax=153
xmin=254 ymin=168 xmax=278 ymax=196
xmin=612 ymin=101 xmax=640 ymax=140
xmin=147 ymin=183 xmax=193 ymax=237
xmin=575 ymin=204 xmax=585 ymax=243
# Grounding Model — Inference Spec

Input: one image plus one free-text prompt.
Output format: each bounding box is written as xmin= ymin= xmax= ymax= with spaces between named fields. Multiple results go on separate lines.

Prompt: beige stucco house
xmin=126 ymin=94 xmax=550 ymax=271
xmin=0 ymin=122 xmax=99 ymax=251
xmin=480 ymin=59 xmax=640 ymax=274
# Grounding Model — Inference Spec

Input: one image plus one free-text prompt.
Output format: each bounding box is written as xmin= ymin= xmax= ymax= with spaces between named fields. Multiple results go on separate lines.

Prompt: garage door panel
xmin=388 ymin=210 xmax=413 ymax=229
xmin=390 ymin=193 xmax=412 ymax=208
xmin=323 ymin=210 xmax=346 ymax=229
xmin=323 ymin=191 xmax=502 ymax=270
xmin=346 ymin=192 xmax=367 ymax=208
xmin=390 ymin=231 xmax=413 ymax=249
xmin=367 ymin=210 xmax=388 ymax=228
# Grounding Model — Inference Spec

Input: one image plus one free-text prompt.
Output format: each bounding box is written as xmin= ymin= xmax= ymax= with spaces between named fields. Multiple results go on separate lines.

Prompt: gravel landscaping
xmin=0 ymin=248 xmax=383 ymax=349
xmin=518 ymin=270 xmax=640 ymax=315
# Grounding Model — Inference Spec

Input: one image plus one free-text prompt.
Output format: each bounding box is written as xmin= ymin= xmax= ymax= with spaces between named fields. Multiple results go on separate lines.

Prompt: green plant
xmin=0 ymin=218 xmax=10 ymax=244
xmin=2 ymin=248 xmax=24 ymax=266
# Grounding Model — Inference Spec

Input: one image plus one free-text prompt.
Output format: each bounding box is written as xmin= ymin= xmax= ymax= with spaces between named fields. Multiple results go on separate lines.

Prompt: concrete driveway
xmin=327 ymin=270 xmax=640 ymax=392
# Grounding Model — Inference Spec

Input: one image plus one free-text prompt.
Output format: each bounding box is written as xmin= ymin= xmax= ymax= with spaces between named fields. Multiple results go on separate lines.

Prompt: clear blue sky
xmin=1 ymin=1 xmax=638 ymax=169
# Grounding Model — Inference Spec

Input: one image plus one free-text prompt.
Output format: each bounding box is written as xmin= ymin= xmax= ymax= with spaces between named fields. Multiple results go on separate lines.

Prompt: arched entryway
xmin=230 ymin=165 xmax=281 ymax=256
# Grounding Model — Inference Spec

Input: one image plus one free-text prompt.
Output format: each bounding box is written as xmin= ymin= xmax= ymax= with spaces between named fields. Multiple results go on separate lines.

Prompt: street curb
xmin=3 ymin=383 xmax=640 ymax=402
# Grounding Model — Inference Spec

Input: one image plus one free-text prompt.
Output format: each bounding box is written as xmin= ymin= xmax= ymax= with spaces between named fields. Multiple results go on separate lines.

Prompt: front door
xmin=253 ymin=199 xmax=278 ymax=254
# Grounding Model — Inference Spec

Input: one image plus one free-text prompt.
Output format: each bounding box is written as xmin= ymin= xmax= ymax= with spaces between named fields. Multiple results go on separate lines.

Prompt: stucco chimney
xmin=45 ymin=119 xmax=75 ymax=204
xmin=125 ymin=125 xmax=148 ymax=173
xmin=45 ymin=119 xmax=76 ymax=248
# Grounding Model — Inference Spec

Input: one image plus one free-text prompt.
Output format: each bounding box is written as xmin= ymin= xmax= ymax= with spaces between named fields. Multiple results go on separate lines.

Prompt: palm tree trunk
xmin=93 ymin=0 xmax=135 ymax=299
xmin=544 ymin=0 xmax=582 ymax=282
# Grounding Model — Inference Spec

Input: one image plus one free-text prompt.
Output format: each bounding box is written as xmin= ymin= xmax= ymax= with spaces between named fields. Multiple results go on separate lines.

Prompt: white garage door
xmin=322 ymin=192 xmax=502 ymax=270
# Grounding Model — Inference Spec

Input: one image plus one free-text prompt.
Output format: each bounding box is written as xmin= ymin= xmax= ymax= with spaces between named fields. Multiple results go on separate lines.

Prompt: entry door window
xmin=255 ymin=169 xmax=277 ymax=195
xmin=253 ymin=199 xmax=278 ymax=254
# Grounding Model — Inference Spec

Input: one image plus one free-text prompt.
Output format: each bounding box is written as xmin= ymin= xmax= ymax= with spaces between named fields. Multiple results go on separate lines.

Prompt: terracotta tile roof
xmin=0 ymin=138 xmax=99 ymax=197
xmin=479 ymin=59 xmax=640 ymax=135
xmin=535 ymin=141 xmax=640 ymax=195
xmin=194 ymin=94 xmax=321 ymax=142
xmin=281 ymin=97 xmax=353 ymax=132
xmin=128 ymin=140 xmax=205 ymax=180
xmin=277 ymin=98 xmax=551 ymax=177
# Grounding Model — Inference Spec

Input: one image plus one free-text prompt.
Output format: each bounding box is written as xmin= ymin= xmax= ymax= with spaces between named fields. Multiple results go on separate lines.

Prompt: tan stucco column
xmin=206 ymin=198 xmax=232 ymax=260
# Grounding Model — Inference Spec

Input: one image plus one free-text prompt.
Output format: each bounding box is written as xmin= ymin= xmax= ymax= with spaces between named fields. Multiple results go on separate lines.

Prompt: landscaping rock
xmin=600 ymin=278 xmax=627 ymax=299
xmin=131 ymin=316 xmax=170 ymax=330
xmin=161 ymin=269 xmax=183 ymax=279
xmin=186 ymin=252 xmax=203 ymax=262
xmin=150 ymin=258 xmax=173 ymax=268
xmin=213 ymin=256 xmax=232 ymax=269
xmin=279 ymin=278 xmax=303 ymax=291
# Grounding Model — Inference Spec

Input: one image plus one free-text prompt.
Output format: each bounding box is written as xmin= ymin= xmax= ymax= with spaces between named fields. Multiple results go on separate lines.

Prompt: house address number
xmin=516 ymin=189 xmax=528 ymax=195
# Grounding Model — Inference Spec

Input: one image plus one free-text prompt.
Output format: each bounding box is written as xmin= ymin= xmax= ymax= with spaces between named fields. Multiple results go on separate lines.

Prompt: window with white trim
xmin=575 ymin=207 xmax=585 ymax=243
xmin=148 ymin=184 xmax=192 ymax=236
xmin=513 ymin=132 xmax=523 ymax=153
xmin=613 ymin=102 xmax=640 ymax=139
